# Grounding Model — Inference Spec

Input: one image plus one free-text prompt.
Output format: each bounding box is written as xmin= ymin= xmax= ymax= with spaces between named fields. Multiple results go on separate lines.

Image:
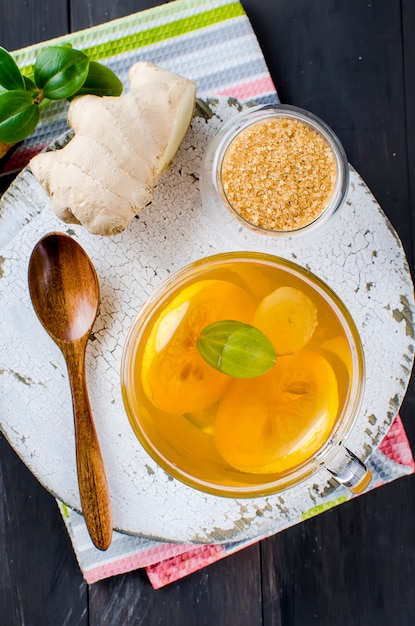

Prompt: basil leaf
xmin=197 ymin=320 xmax=276 ymax=378
xmin=0 ymin=46 xmax=25 ymax=90
xmin=69 ymin=60 xmax=123 ymax=99
xmin=34 ymin=46 xmax=90 ymax=100
xmin=0 ymin=90 xmax=40 ymax=142
xmin=22 ymin=75 xmax=38 ymax=93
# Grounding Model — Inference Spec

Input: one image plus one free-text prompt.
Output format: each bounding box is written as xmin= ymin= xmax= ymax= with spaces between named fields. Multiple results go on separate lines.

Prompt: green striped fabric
xmin=2 ymin=0 xmax=276 ymax=176
xmin=13 ymin=1 xmax=245 ymax=70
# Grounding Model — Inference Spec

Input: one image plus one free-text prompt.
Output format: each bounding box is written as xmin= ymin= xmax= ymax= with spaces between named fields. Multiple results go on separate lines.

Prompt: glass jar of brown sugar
xmin=200 ymin=103 xmax=349 ymax=245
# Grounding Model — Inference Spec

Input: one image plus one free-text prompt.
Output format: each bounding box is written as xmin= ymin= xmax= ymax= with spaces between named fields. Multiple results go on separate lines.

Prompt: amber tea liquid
xmin=126 ymin=258 xmax=356 ymax=490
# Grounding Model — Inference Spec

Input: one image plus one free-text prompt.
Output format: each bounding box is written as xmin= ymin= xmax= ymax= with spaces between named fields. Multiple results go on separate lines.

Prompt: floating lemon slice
xmin=254 ymin=286 xmax=317 ymax=355
xmin=321 ymin=335 xmax=353 ymax=374
xmin=214 ymin=350 xmax=339 ymax=473
xmin=141 ymin=279 xmax=255 ymax=414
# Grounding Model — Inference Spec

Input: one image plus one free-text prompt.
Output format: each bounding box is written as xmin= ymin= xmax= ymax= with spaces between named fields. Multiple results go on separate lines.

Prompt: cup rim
xmin=121 ymin=252 xmax=365 ymax=498
xmin=200 ymin=103 xmax=350 ymax=239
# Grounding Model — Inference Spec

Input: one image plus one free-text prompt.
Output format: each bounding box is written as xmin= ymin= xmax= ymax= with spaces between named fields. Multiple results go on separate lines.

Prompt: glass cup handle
xmin=325 ymin=446 xmax=372 ymax=494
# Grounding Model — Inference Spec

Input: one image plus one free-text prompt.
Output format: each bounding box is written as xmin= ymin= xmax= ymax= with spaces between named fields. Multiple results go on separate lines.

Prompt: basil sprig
xmin=0 ymin=91 xmax=40 ymax=142
xmin=0 ymin=44 xmax=123 ymax=145
xmin=197 ymin=320 xmax=276 ymax=378
xmin=0 ymin=46 xmax=26 ymax=91
xmin=34 ymin=46 xmax=91 ymax=100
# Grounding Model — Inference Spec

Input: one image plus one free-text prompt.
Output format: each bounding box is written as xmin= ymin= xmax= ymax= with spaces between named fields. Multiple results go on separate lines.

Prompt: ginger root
xmin=30 ymin=62 xmax=196 ymax=236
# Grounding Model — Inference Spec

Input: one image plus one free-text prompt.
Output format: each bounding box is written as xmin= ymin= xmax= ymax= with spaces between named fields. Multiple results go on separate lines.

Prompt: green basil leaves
xmin=69 ymin=60 xmax=123 ymax=99
xmin=0 ymin=47 xmax=26 ymax=91
xmin=0 ymin=44 xmax=123 ymax=144
xmin=0 ymin=91 xmax=40 ymax=142
xmin=197 ymin=320 xmax=276 ymax=378
xmin=34 ymin=46 xmax=91 ymax=100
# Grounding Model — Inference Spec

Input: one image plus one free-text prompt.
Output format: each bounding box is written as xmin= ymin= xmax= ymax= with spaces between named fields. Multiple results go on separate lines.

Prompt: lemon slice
xmin=321 ymin=335 xmax=353 ymax=374
xmin=214 ymin=350 xmax=339 ymax=473
xmin=141 ymin=279 xmax=255 ymax=414
xmin=254 ymin=286 xmax=317 ymax=355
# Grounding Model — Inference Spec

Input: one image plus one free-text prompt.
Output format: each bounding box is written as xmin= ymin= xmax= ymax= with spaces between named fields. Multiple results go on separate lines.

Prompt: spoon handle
xmin=64 ymin=341 xmax=113 ymax=551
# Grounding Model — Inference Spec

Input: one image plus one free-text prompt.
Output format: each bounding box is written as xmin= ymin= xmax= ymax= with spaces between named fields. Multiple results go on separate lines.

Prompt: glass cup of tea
xmin=121 ymin=252 xmax=370 ymax=498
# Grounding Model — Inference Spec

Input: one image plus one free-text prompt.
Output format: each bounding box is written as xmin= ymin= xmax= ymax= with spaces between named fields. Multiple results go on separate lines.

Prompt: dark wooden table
xmin=1 ymin=1 xmax=414 ymax=624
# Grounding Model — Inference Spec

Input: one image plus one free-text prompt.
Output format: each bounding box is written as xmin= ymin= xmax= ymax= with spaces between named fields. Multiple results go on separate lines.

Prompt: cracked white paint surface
xmin=0 ymin=98 xmax=414 ymax=543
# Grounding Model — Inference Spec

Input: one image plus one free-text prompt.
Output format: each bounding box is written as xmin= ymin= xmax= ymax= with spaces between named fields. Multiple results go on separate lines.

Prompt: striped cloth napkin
xmin=1 ymin=0 xmax=277 ymax=176
xmin=57 ymin=414 xmax=414 ymax=588
xmin=2 ymin=0 xmax=414 ymax=588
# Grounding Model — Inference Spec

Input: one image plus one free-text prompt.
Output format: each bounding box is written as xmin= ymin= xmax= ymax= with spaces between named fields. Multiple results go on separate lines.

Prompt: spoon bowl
xmin=28 ymin=232 xmax=99 ymax=342
xmin=28 ymin=232 xmax=112 ymax=550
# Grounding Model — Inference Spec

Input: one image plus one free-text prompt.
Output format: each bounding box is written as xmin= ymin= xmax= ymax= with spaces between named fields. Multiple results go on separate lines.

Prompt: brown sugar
xmin=220 ymin=117 xmax=337 ymax=231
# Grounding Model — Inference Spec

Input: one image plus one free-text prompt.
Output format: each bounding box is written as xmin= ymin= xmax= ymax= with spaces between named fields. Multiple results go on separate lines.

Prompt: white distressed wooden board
xmin=0 ymin=98 xmax=414 ymax=543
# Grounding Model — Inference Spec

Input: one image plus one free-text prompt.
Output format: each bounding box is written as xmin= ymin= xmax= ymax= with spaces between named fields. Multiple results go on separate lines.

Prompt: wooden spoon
xmin=28 ymin=232 xmax=112 ymax=550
